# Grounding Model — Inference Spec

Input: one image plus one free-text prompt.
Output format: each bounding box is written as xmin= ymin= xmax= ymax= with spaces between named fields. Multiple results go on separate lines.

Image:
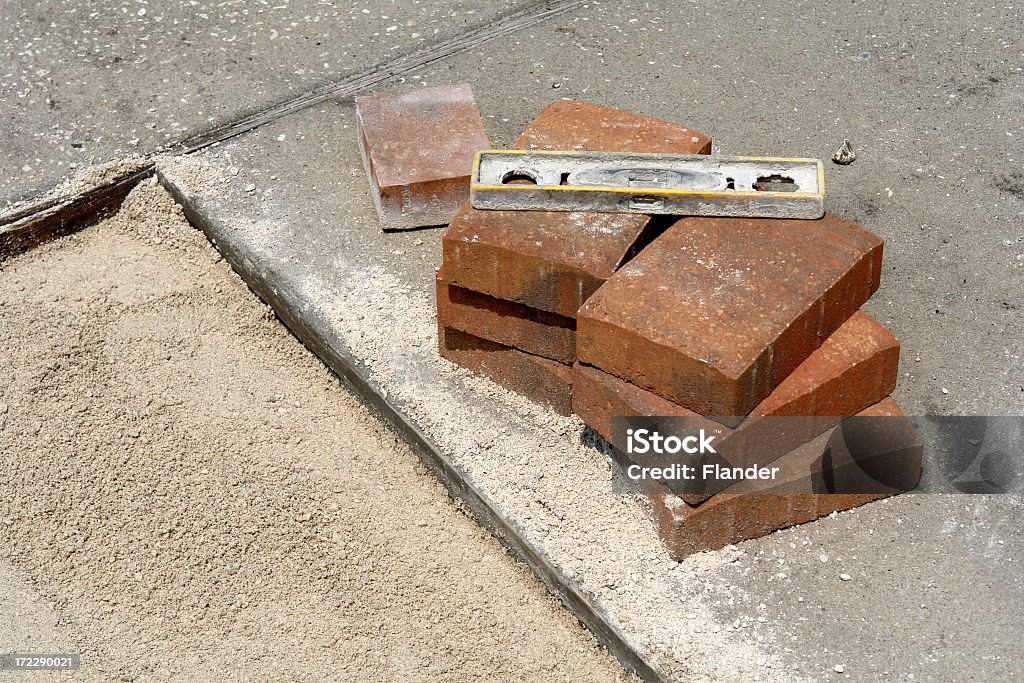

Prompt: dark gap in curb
xmin=0 ymin=165 xmax=154 ymax=262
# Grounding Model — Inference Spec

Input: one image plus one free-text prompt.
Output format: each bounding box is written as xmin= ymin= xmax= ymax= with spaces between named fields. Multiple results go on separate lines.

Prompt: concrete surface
xmin=157 ymin=92 xmax=1021 ymax=680
xmin=0 ymin=0 xmax=531 ymax=208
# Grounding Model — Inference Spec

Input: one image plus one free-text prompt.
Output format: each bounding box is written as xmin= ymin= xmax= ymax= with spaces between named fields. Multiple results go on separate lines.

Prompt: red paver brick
xmin=574 ymin=313 xmax=899 ymax=503
xmin=436 ymin=267 xmax=576 ymax=363
xmin=573 ymin=362 xmax=693 ymax=438
xmin=573 ymin=312 xmax=899 ymax=503
xmin=823 ymin=407 xmax=925 ymax=494
xmin=749 ymin=311 xmax=899 ymax=417
xmin=438 ymin=325 xmax=573 ymax=416
xmin=577 ymin=214 xmax=884 ymax=417
xmin=573 ymin=311 xmax=898 ymax=439
xmin=650 ymin=398 xmax=921 ymax=560
xmin=356 ymin=83 xmax=490 ymax=231
xmin=442 ymin=100 xmax=712 ymax=317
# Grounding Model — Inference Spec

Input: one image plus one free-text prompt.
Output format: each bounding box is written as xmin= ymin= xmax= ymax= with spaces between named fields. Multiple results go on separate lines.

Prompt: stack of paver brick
xmin=357 ymin=88 xmax=922 ymax=559
xmin=572 ymin=215 xmax=922 ymax=558
xmin=438 ymin=100 xmax=712 ymax=416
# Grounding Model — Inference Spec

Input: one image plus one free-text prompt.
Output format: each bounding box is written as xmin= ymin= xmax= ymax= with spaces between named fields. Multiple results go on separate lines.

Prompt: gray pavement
xmin=713 ymin=494 xmax=1023 ymax=681
xmin=0 ymin=0 xmax=530 ymax=208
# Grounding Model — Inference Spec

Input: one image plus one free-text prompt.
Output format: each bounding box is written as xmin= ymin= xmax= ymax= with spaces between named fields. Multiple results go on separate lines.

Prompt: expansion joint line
xmin=0 ymin=0 xmax=586 ymax=232
xmin=177 ymin=0 xmax=588 ymax=155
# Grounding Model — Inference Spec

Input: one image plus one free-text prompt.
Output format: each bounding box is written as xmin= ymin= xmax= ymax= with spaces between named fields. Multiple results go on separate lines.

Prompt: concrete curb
xmin=157 ymin=168 xmax=671 ymax=683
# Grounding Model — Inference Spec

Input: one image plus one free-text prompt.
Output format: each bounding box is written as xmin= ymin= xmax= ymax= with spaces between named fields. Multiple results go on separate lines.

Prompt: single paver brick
xmin=438 ymin=325 xmax=573 ymax=416
xmin=442 ymin=100 xmax=712 ymax=317
xmin=749 ymin=311 xmax=899 ymax=418
xmin=574 ymin=311 xmax=898 ymax=437
xmin=356 ymin=83 xmax=490 ymax=231
xmin=436 ymin=267 xmax=576 ymax=363
xmin=577 ymin=214 xmax=884 ymax=417
xmin=573 ymin=312 xmax=900 ymax=502
xmin=650 ymin=397 xmax=922 ymax=560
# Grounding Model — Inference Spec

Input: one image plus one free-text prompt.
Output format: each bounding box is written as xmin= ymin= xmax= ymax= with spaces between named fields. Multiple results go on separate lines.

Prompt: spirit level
xmin=470 ymin=150 xmax=825 ymax=219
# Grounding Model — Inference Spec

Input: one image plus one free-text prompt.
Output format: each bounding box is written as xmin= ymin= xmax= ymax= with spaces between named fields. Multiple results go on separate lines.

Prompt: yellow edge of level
xmin=470 ymin=151 xmax=825 ymax=200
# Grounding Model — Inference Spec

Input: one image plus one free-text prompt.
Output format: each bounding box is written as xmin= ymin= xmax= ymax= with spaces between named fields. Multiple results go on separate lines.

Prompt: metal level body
xmin=470 ymin=150 xmax=825 ymax=219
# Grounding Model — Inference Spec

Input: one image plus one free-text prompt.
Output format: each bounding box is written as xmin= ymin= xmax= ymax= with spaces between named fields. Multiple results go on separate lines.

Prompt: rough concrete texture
xmin=442 ymin=100 xmax=710 ymax=318
xmin=576 ymin=214 xmax=884 ymax=418
xmin=438 ymin=325 xmax=574 ymax=416
xmin=356 ymin=83 xmax=489 ymax=230
xmin=437 ymin=268 xmax=577 ymax=363
xmin=0 ymin=180 xmax=631 ymax=682
xmin=651 ymin=397 xmax=919 ymax=560
xmin=0 ymin=0 xmax=531 ymax=209
xmin=156 ymin=91 xmax=1021 ymax=680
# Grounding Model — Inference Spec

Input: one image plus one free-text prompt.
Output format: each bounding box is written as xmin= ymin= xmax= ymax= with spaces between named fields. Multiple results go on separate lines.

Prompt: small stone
xmin=840 ymin=573 xmax=852 ymax=581
xmin=819 ymin=554 xmax=829 ymax=563
xmin=832 ymin=139 xmax=856 ymax=165
xmin=834 ymin=664 xmax=845 ymax=673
